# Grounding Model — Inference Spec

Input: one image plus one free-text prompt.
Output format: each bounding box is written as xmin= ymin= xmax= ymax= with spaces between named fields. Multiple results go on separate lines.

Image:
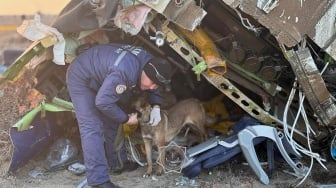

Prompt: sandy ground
xmin=1 ymin=28 xmax=336 ymax=188
xmin=0 ymin=157 xmax=322 ymax=188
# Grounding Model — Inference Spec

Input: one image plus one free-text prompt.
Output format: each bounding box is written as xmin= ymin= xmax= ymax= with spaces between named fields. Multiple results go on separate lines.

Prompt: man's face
xmin=140 ymin=71 xmax=159 ymax=90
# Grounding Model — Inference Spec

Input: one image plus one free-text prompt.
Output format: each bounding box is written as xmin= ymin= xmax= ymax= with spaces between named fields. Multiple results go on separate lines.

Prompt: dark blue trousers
xmin=66 ymin=62 xmax=127 ymax=186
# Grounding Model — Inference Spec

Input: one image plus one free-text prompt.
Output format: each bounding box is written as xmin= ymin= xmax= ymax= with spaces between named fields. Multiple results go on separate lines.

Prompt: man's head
xmin=140 ymin=57 xmax=172 ymax=90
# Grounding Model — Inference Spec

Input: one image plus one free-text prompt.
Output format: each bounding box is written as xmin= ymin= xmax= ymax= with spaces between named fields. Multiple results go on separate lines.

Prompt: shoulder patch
xmin=116 ymin=84 xmax=127 ymax=94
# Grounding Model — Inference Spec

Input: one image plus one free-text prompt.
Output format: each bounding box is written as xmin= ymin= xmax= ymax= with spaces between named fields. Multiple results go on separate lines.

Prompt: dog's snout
xmin=135 ymin=110 xmax=142 ymax=118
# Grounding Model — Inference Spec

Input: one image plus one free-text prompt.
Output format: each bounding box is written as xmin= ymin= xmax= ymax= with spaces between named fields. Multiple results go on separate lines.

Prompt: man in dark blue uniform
xmin=66 ymin=44 xmax=172 ymax=188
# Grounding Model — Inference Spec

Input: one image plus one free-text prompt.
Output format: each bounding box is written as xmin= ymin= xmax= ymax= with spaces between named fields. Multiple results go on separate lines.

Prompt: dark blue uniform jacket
xmin=70 ymin=44 xmax=161 ymax=123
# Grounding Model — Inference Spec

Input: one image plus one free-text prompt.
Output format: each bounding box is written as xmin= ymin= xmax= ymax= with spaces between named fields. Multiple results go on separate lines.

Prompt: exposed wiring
xmin=282 ymin=81 xmax=322 ymax=187
xmin=282 ymin=61 xmax=331 ymax=187
xmin=306 ymin=40 xmax=320 ymax=59
xmin=156 ymin=141 xmax=187 ymax=174
xmin=126 ymin=136 xmax=145 ymax=167
xmin=235 ymin=5 xmax=263 ymax=36
xmin=294 ymin=91 xmax=325 ymax=187
xmin=321 ymin=62 xmax=330 ymax=74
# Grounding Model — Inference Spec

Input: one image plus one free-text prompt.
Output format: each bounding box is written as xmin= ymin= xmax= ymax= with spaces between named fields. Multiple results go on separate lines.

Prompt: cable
xmin=125 ymin=136 xmax=145 ymax=167
xmin=234 ymin=5 xmax=263 ymax=36
xmin=282 ymin=62 xmax=331 ymax=187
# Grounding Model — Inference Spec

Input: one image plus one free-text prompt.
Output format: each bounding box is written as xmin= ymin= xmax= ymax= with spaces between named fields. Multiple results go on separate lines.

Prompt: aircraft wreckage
xmin=1 ymin=0 xmax=336 ymax=186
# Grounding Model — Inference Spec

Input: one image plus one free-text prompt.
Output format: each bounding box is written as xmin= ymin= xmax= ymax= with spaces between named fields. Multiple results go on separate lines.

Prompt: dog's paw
xmin=142 ymin=173 xmax=151 ymax=178
xmin=155 ymin=170 xmax=163 ymax=176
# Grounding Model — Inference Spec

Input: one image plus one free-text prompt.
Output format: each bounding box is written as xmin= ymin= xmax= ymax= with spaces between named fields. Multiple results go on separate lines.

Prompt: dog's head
xmin=133 ymin=97 xmax=152 ymax=125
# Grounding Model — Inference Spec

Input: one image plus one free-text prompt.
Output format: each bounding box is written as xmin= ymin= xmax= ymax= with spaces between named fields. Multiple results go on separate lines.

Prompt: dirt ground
xmin=1 ymin=30 xmax=336 ymax=188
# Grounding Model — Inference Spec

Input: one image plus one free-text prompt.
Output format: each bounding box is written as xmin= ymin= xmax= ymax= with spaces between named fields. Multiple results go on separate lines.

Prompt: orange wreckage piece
xmin=176 ymin=26 xmax=227 ymax=76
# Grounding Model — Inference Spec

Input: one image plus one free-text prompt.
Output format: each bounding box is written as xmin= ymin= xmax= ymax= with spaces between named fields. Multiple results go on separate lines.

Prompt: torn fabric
xmin=17 ymin=14 xmax=66 ymax=65
xmin=114 ymin=4 xmax=152 ymax=35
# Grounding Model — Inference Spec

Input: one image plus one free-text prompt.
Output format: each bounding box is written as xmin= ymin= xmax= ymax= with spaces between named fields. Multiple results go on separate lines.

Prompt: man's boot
xmin=92 ymin=181 xmax=122 ymax=188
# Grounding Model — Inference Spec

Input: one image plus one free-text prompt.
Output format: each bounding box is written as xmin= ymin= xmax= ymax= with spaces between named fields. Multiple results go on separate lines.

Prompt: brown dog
xmin=134 ymin=98 xmax=208 ymax=177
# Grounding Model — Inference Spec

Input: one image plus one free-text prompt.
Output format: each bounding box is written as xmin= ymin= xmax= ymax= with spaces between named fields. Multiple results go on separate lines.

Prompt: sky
xmin=0 ymin=0 xmax=71 ymax=15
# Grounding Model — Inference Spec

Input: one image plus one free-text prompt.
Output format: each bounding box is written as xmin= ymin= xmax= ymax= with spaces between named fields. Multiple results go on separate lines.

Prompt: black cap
xmin=143 ymin=57 xmax=172 ymax=88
